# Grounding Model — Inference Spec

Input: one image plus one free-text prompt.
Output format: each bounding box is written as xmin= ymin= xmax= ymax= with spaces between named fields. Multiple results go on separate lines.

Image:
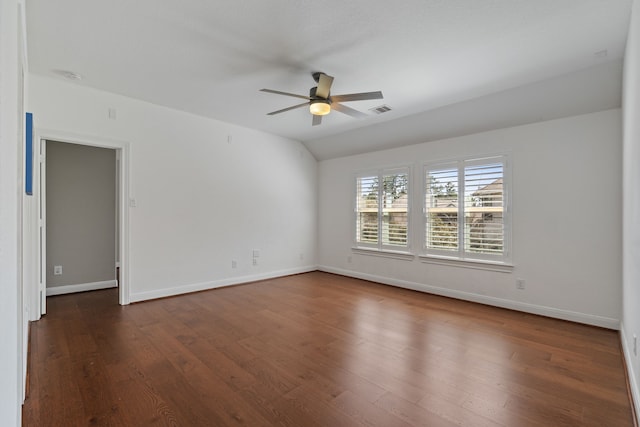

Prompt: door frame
xmin=35 ymin=130 xmax=130 ymax=315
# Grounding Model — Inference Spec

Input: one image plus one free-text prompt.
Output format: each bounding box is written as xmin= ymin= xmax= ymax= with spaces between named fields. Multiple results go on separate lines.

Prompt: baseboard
xmin=46 ymin=280 xmax=117 ymax=296
xmin=128 ymin=265 xmax=619 ymax=329
xmin=318 ymin=266 xmax=620 ymax=329
xmin=129 ymin=266 xmax=318 ymax=303
xmin=621 ymin=324 xmax=640 ymax=425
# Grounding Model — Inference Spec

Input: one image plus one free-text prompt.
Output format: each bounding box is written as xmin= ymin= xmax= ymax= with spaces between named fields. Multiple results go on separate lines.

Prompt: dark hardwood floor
xmin=23 ymin=272 xmax=635 ymax=426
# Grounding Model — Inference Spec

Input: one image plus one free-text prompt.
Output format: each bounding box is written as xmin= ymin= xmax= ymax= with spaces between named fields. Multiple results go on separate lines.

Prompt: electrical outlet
xmin=231 ymin=260 xmax=237 ymax=269
xmin=54 ymin=265 xmax=62 ymax=275
xmin=516 ymin=278 xmax=525 ymax=290
xmin=252 ymin=258 xmax=258 ymax=266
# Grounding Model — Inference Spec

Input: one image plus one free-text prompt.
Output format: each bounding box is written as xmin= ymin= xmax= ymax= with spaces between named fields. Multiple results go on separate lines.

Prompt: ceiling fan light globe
xmin=310 ymin=101 xmax=331 ymax=116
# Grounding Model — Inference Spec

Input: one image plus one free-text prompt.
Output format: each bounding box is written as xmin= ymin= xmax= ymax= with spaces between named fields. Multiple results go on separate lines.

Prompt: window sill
xmin=419 ymin=255 xmax=513 ymax=273
xmin=351 ymin=247 xmax=415 ymax=261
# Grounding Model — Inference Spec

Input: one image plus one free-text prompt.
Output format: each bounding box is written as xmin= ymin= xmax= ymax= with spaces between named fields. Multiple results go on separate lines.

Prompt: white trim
xmin=318 ymin=266 xmax=620 ymax=329
xmin=129 ymin=266 xmax=317 ymax=303
xmin=351 ymin=247 xmax=415 ymax=261
xmin=38 ymin=139 xmax=46 ymax=316
xmin=34 ymin=129 xmax=131 ymax=307
xmin=620 ymin=323 xmax=640 ymax=423
xmin=419 ymin=254 xmax=514 ymax=273
xmin=46 ymin=280 xmax=117 ymax=296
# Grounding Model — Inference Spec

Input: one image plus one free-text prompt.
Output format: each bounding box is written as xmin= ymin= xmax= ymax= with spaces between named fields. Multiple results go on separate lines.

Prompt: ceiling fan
xmin=260 ymin=72 xmax=383 ymax=126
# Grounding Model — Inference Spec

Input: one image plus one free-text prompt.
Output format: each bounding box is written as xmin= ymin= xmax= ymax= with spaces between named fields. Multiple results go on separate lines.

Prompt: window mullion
xmin=378 ymin=172 xmax=383 ymax=249
xmin=457 ymin=162 xmax=465 ymax=259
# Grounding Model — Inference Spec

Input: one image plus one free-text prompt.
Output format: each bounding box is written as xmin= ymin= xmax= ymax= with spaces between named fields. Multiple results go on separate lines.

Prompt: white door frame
xmin=38 ymin=140 xmax=46 ymax=315
xmin=35 ymin=130 xmax=130 ymax=316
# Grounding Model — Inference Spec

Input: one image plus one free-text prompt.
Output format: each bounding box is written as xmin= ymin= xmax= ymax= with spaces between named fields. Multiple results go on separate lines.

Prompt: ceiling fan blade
xmin=267 ymin=102 xmax=309 ymax=115
xmin=260 ymin=88 xmax=311 ymax=100
xmin=330 ymin=91 xmax=383 ymax=102
xmin=315 ymin=73 xmax=334 ymax=99
xmin=312 ymin=114 xmax=322 ymax=126
xmin=332 ymin=102 xmax=368 ymax=119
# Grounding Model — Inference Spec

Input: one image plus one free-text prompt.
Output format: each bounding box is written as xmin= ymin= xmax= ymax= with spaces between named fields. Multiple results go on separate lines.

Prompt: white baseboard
xmin=129 ymin=266 xmax=318 ymax=303
xmin=318 ymin=265 xmax=620 ymax=329
xmin=129 ymin=264 xmax=619 ymax=329
xmin=620 ymin=323 xmax=640 ymax=423
xmin=46 ymin=280 xmax=117 ymax=296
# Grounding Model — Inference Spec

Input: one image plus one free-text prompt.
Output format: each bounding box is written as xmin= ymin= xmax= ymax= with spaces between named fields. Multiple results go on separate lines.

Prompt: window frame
xmin=353 ymin=166 xmax=412 ymax=253
xmin=423 ymin=155 xmax=511 ymax=265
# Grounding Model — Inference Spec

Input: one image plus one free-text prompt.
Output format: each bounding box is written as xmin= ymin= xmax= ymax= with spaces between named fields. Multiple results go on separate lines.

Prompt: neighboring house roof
xmin=473 ymin=178 xmax=503 ymax=196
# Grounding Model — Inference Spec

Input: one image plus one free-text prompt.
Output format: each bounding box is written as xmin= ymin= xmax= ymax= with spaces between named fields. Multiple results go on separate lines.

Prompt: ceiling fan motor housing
xmin=309 ymin=86 xmax=328 ymax=100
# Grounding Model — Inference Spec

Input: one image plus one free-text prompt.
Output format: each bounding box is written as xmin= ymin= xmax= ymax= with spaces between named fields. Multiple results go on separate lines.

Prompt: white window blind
xmin=355 ymin=169 xmax=410 ymax=250
xmin=425 ymin=156 xmax=508 ymax=262
xmin=356 ymin=175 xmax=379 ymax=244
xmin=426 ymin=166 xmax=459 ymax=251
xmin=464 ymin=161 xmax=504 ymax=256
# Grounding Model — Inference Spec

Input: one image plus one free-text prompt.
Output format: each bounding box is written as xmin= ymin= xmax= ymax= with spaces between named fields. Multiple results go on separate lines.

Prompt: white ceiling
xmin=26 ymin=0 xmax=632 ymax=160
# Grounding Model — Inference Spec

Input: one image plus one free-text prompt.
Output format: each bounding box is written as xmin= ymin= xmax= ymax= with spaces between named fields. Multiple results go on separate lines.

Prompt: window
xmin=425 ymin=156 xmax=509 ymax=263
xmin=355 ymin=168 xmax=410 ymax=250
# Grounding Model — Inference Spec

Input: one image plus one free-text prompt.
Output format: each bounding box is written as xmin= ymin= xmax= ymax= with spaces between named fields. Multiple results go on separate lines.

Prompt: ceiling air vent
xmin=370 ymin=104 xmax=392 ymax=115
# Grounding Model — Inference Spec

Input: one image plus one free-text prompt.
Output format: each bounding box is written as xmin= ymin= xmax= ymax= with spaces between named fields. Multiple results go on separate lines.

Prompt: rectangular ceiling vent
xmin=369 ymin=104 xmax=392 ymax=115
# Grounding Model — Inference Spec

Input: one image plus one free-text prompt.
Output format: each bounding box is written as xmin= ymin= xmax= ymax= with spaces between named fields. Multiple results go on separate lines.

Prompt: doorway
xmin=36 ymin=133 xmax=129 ymax=315
xmin=46 ymin=141 xmax=117 ymax=295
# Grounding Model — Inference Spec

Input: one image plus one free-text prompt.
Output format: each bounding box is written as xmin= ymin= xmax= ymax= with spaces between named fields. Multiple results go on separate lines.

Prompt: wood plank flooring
xmin=22 ymin=272 xmax=635 ymax=426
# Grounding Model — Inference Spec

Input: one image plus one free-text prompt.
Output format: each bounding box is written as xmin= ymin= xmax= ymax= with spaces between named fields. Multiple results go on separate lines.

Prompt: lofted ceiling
xmin=26 ymin=0 xmax=632 ymax=160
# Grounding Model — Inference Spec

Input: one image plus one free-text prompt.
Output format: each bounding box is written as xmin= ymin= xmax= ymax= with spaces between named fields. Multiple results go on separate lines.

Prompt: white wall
xmin=622 ymin=0 xmax=640 ymax=417
xmin=28 ymin=74 xmax=317 ymax=302
xmin=319 ymin=109 xmax=622 ymax=328
xmin=0 ymin=0 xmax=24 ymax=424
